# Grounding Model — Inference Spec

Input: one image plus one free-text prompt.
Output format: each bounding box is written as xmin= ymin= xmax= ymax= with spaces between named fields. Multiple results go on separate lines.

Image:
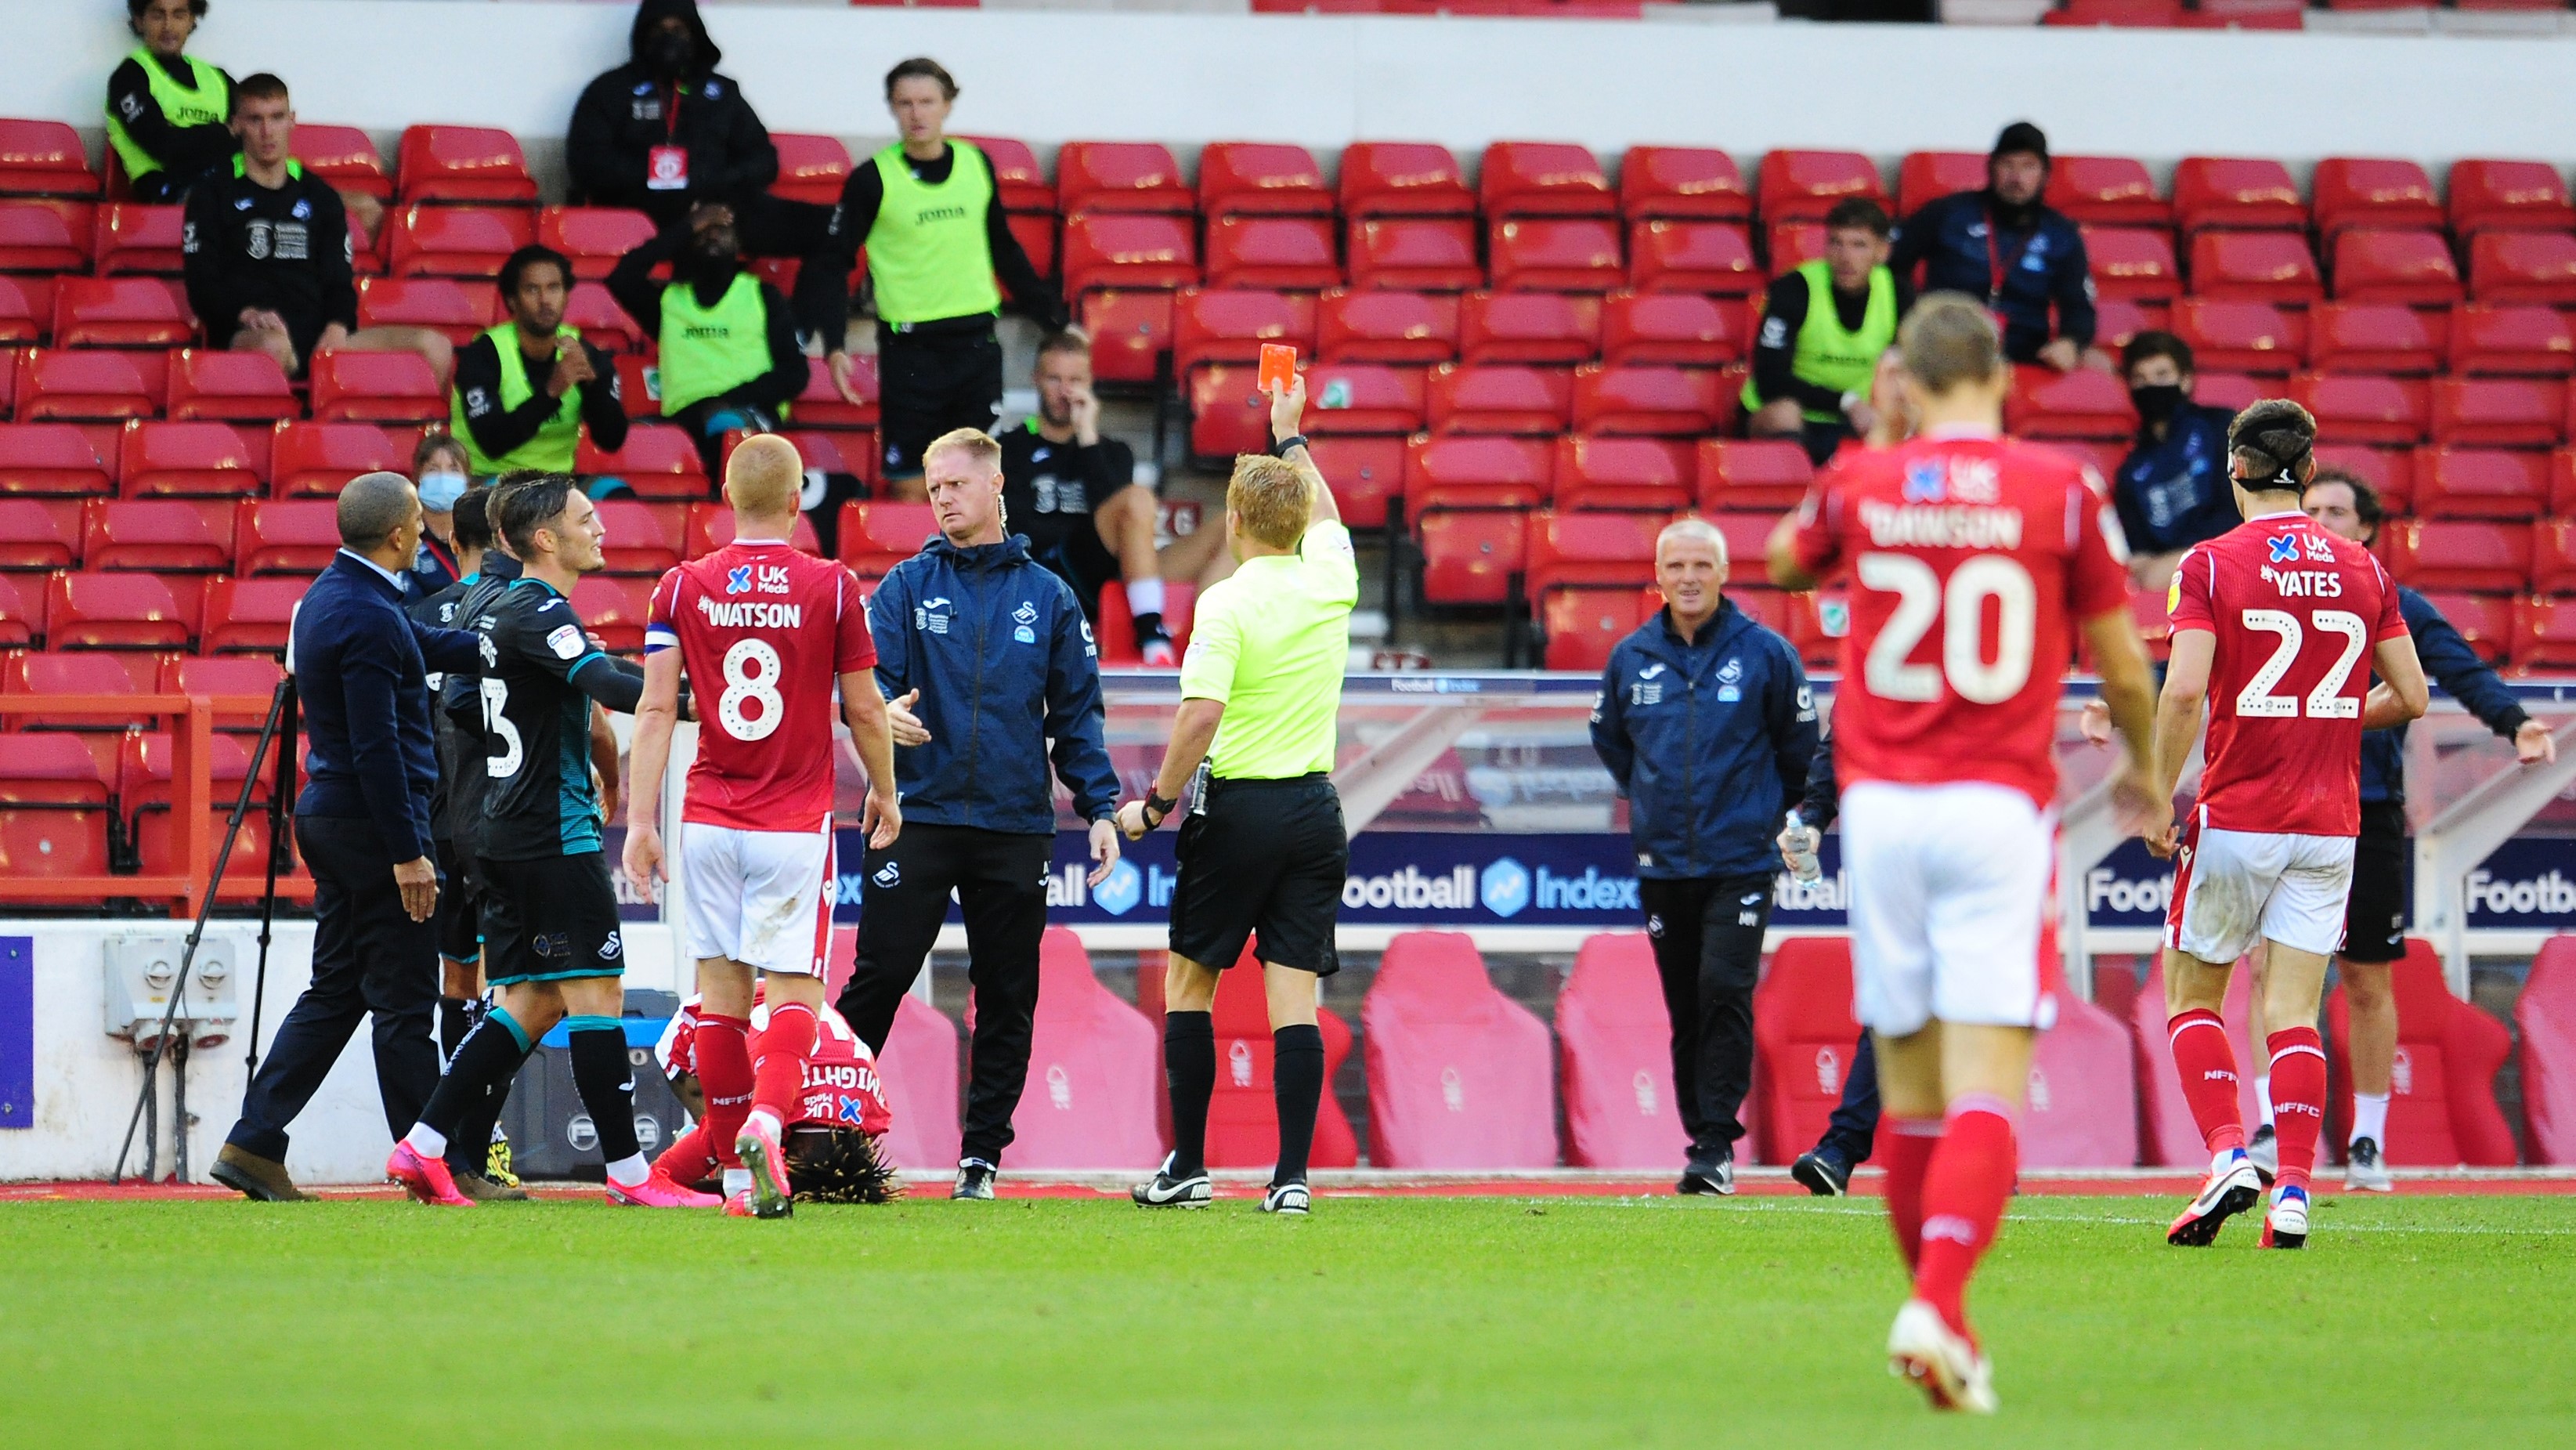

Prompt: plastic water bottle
xmin=1781 ymin=811 xmax=1823 ymax=884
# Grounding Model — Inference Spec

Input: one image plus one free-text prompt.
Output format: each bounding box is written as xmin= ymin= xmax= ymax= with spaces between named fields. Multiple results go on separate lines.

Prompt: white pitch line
xmin=1602 ymin=1196 xmax=2576 ymax=1237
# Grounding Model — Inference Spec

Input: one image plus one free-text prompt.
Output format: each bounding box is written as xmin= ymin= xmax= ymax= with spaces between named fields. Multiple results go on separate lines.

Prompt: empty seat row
xmin=1186 ymin=360 xmax=1741 ymax=460
xmin=2082 ymin=226 xmax=2576 ymax=308
xmin=2011 ymin=365 xmax=2576 ymax=449
xmin=0 ymin=721 xmax=313 ymax=898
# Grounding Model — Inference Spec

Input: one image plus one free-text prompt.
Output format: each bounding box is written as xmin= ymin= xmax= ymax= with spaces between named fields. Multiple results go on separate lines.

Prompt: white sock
xmin=2253 ymin=1074 xmax=2273 ymax=1121
xmin=2351 ymin=1091 xmax=2390 ymax=1147
xmin=1125 ymin=577 xmax=1165 ymax=619
xmin=746 ymin=1108 xmax=782 ymax=1139
xmin=605 ymin=1153 xmax=649 ymax=1187
xmin=403 ymin=1124 xmax=448 ymax=1159
xmin=723 ymin=1167 xmax=752 ymax=1198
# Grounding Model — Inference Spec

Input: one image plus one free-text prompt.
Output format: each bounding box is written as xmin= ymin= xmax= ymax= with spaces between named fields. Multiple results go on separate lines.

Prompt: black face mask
xmin=2130 ymin=383 xmax=2186 ymax=427
xmin=645 ymin=30 xmax=694 ymax=79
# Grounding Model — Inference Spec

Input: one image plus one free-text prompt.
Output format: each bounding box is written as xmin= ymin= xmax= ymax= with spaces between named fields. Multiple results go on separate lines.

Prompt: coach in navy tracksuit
xmin=834 ymin=429 xmax=1122 ymax=1199
xmin=1591 ymin=518 xmax=1818 ymax=1195
xmin=215 ymin=473 xmax=482 ymax=1202
xmin=1890 ymin=121 xmax=2095 ymax=370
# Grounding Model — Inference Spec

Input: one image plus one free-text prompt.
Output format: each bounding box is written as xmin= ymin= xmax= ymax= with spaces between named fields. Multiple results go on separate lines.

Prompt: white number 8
xmin=717 ymin=638 xmax=786 ymax=742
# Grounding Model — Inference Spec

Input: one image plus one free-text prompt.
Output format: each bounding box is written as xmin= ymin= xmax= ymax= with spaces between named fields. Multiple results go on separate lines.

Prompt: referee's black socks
xmin=1272 ymin=1024 xmax=1324 ymax=1188
xmin=1164 ymin=1011 xmax=1215 ymax=1179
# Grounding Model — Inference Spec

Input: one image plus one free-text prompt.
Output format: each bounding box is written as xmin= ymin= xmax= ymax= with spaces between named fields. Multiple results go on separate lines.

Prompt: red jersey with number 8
xmin=647 ymin=541 xmax=876 ymax=832
xmin=2165 ymin=511 xmax=2405 ymax=837
xmin=1790 ymin=429 xmax=2133 ymax=809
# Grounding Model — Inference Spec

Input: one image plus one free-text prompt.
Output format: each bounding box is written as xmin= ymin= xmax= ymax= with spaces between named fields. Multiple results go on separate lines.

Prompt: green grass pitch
xmin=4 ymin=1191 xmax=2570 ymax=1447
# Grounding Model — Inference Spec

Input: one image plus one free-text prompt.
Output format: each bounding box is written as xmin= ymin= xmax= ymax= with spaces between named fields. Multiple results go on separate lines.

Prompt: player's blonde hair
xmin=1897 ymin=292 xmax=2004 ymax=396
xmin=724 ymin=433 xmax=803 ymax=520
xmin=1227 ymin=454 xmax=1311 ymax=551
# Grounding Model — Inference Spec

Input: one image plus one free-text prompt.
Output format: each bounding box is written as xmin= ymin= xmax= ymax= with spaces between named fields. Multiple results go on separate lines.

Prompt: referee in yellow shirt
xmin=1118 ymin=375 xmax=1354 ymax=1217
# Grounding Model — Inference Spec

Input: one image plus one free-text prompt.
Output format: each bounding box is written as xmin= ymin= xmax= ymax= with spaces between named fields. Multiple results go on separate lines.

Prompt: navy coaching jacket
xmin=2363 ymin=586 xmax=2529 ymax=805
xmin=1590 ymin=598 xmax=1819 ymax=881
xmin=1890 ymin=191 xmax=2095 ymax=364
xmin=868 ymin=532 xmax=1120 ymax=835
xmin=292 ymin=551 xmax=482 ymax=862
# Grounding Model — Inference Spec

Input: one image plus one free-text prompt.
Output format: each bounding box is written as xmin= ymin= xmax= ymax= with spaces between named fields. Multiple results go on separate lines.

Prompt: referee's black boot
xmin=952 ymin=1159 xmax=997 ymax=1202
xmin=1678 ymin=1148 xmax=1735 ymax=1197
xmin=1132 ymin=1153 xmax=1212 ymax=1208
xmin=1790 ymin=1142 xmax=1853 ymax=1197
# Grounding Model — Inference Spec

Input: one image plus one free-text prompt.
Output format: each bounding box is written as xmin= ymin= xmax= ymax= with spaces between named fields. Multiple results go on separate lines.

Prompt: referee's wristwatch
xmin=1142 ymin=787 xmax=1180 ymax=829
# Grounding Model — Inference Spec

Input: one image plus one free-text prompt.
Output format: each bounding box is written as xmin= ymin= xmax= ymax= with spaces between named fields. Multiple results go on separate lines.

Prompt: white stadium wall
xmin=8 ymin=2 xmax=2576 ymax=173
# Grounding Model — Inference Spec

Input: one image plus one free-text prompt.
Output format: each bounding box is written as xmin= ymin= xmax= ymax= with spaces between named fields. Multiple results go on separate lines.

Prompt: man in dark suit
xmin=211 ymin=472 xmax=482 ymax=1201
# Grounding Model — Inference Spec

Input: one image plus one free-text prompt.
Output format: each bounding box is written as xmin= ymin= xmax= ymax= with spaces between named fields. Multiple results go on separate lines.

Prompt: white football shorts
xmin=680 ymin=819 xmax=836 ymax=976
xmin=2163 ymin=808 xmax=2354 ymax=964
xmin=1840 ymin=779 xmax=2058 ymax=1037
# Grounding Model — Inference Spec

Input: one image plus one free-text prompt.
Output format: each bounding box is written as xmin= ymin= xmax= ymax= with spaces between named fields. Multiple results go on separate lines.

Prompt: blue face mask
xmin=417 ymin=471 xmax=469 ymax=513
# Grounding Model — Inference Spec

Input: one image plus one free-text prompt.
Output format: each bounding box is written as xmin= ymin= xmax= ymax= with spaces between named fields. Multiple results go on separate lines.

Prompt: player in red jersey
xmin=2150 ymin=400 xmax=2426 ymax=1251
xmin=623 ymin=435 xmax=902 ymax=1219
xmin=653 ymin=989 xmax=903 ymax=1204
xmin=1771 ymin=295 xmax=2167 ymax=1414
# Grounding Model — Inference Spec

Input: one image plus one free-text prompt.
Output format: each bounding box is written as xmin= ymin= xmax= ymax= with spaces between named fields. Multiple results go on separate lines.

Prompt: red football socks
xmin=1882 ymin=1116 xmax=1944 ymax=1271
xmin=2266 ymin=1026 xmax=2328 ymax=1194
xmin=696 ymin=1012 xmax=754 ymax=1168
xmin=751 ymin=1002 xmax=818 ymax=1128
xmin=2166 ymin=1008 xmax=2247 ymax=1154
xmin=1912 ymin=1095 xmax=2018 ymax=1343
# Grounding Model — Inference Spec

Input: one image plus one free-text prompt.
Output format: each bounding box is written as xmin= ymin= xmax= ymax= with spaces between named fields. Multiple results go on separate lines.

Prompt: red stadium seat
xmin=0 ymin=424 xmax=114 ymax=496
xmin=2189 ymin=231 xmax=2322 ymax=306
xmin=164 ymin=348 xmax=298 ymax=422
xmin=2315 ymin=443 xmax=2414 ymax=512
xmin=1347 ymin=218 xmax=1483 ymax=292
xmin=117 ymin=420 xmax=262 ymax=498
xmin=2332 ymin=230 xmax=2462 ymax=307
xmin=0 ymin=273 xmax=45 ymax=345
xmin=1196 ymin=142 xmax=1331 ymax=218
xmin=1457 ymin=291 xmax=1601 ymax=366
xmin=0 ymin=199 xmax=92 ymax=272
xmin=2021 ymin=996 xmax=2140 ymax=1169
xmin=1540 ymin=587 xmax=1657 ymax=671
xmin=790 ymin=353 xmax=875 ymax=430
xmin=269 ymin=421 xmax=408 ymax=497
xmin=308 ymin=349 xmax=444 ymax=423
xmin=1570 ymin=364 xmax=1719 ymax=436
xmin=836 ymin=501 xmax=934 ymax=585
xmin=1750 ymin=937 xmax=1861 ymax=1166
xmin=0 ymin=573 xmax=36 ymax=647
xmin=1626 ymin=220 xmax=1759 ymax=296
xmin=2170 ymin=298 xmax=2305 ymax=376
xmin=765 ymin=134 xmax=851 ymax=208
xmin=1339 ymin=142 xmax=1475 ymax=219
xmin=289 ymin=124 xmax=391 ymax=201
xmin=1203 ymin=215 xmax=1339 ymax=290
xmin=1600 ymin=290 xmax=1737 ymax=368
xmin=233 ymin=499 xmax=341 ymax=575
xmin=2383 ymin=519 xmax=2531 ymax=592
xmin=0 ymin=732 xmax=114 ymax=881
xmin=2514 ymin=595 xmax=2576 ymax=671
xmin=2130 ymin=963 xmax=2262 ymax=1166
xmin=1194 ymin=947 xmax=1357 ymax=1170
xmin=0 ymin=651 xmax=167 ymax=726
xmin=120 ymin=729 xmax=295 ymax=893
xmin=1361 ymin=932 xmax=1557 ymax=1170
xmin=18 ymin=348 xmax=163 ymax=421
xmin=2307 ymin=302 xmax=2442 ymax=375
xmin=2004 ymin=364 xmax=2136 ymax=439
xmin=956 ymin=136 xmax=1051 ymax=213
xmin=1003 ymin=212 xmax=1054 ymax=290
xmin=2190 ymin=371 xmax=2260 ymax=416
xmin=385 ymin=204 xmax=536 ymax=278
xmin=579 ymin=425 xmax=707 ymax=501
xmin=1696 ymin=438 xmax=1812 ymax=512
xmin=1415 ymin=510 xmax=1526 ymax=605
xmin=1526 ymin=505 xmax=1667 ymax=595
xmin=93 ymin=202 xmax=184 ymax=274
xmin=201 ymin=576 xmax=307 ymax=653
xmin=1425 ymin=363 xmax=1571 ymax=436
xmin=1488 ymin=219 xmax=1623 ymax=292
xmin=2171 ymin=156 xmax=2306 ymax=234
xmin=2043 ymin=154 xmax=2167 ymax=226
xmin=743 ymin=428 xmax=869 ymax=490
xmin=1405 ymin=434 xmax=1554 ymax=513
xmin=567 ymin=499 xmax=671 ymax=578
xmin=992 ymin=930 xmax=1162 ymax=1171
xmin=45 ymin=567 xmax=200 ymax=646
xmin=1184 ymin=363 xmax=1272 ymax=459
xmin=0 ymin=498 xmax=81 ymax=570
xmin=1555 ymin=932 xmax=1689 ymax=1166
xmin=2530 ymin=516 xmax=2576 ymax=593
xmin=2288 ymin=371 xmax=2429 ymax=445
xmin=1075 ymin=288 xmax=1176 ymax=388
xmin=2449 ymin=303 xmax=2575 ymax=378
xmin=396 ymin=125 xmax=537 ymax=204
xmin=2325 ymin=941 xmax=2516 ymax=1166
xmin=160 ymin=652 xmax=285 ymax=703
xmin=1755 ymin=150 xmax=1884 ymax=223
xmin=2447 ymin=159 xmax=2576 ymax=239
xmin=2310 ymin=158 xmax=2443 ymax=239
xmin=2430 ymin=378 xmax=2563 ymax=447
xmin=2518 ymin=937 xmax=2576 ymax=1165
xmin=534 ymin=208 xmax=656 ymax=281
xmin=1305 ymin=436 xmax=1406 ymax=529
xmin=1479 ymin=142 xmax=1615 ymax=219
xmin=49 ymin=277 xmax=191 ymax=349
xmin=0 ymin=118 xmax=100 ymax=199
xmin=1055 ymin=142 xmax=1190 ymax=216
xmin=1092 ymin=580 xmax=1196 ymax=667
xmin=81 ymin=499 xmax=230 ymax=573
xmin=1315 ymin=287 xmax=1456 ymax=365
xmin=872 ymin=990 xmax=962 ymax=1173
xmin=2414 ymin=447 xmax=2548 ymax=520
xmin=2090 ymin=298 xmax=2164 ymax=352
xmin=564 ymin=575 xmax=652 ymax=653
xmin=1170 ymin=287 xmax=1317 ymax=382
xmin=1550 ymin=437 xmax=1691 ymax=512
xmin=2422 ymin=589 xmax=2513 ymax=663
xmin=2083 ymin=226 xmax=2183 ymax=302
xmin=683 ymin=501 xmax=821 ymax=561
xmin=1301 ymin=363 xmax=1428 ymax=436
xmin=1765 ymin=220 xmax=1824 ymax=273
xmin=1059 ymin=213 xmax=1198 ymax=295
xmin=356 ymin=276 xmax=496 ymax=346
xmin=1895 ymin=150 xmax=1985 ymax=218
xmin=2469 ymin=231 xmax=2576 ymax=306
xmin=1620 ymin=146 xmax=1750 ymax=222
xmin=2045 ymin=0 xmax=2186 ymax=28
xmin=562 ymin=280 xmax=644 ymax=355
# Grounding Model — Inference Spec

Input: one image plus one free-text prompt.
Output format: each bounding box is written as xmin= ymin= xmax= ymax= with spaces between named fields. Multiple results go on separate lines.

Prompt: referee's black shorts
xmin=2340 ymin=800 xmax=2408 ymax=964
xmin=1169 ymin=774 xmax=1347 ymax=978
xmin=878 ymin=323 xmax=1003 ymax=479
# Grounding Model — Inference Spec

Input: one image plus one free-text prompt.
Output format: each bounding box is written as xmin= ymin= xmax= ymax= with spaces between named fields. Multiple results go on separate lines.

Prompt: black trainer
xmin=1678 ymin=1148 xmax=1735 ymax=1196
xmin=952 ymin=1159 xmax=996 ymax=1201
xmin=1260 ymin=1181 xmax=1310 ymax=1216
xmin=1132 ymin=1152 xmax=1212 ymax=1208
xmin=1790 ymin=1143 xmax=1852 ymax=1197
